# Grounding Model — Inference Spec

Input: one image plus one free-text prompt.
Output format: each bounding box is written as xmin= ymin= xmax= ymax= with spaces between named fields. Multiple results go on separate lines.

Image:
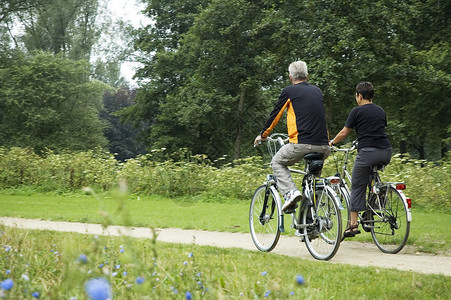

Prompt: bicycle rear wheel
xmin=370 ymin=186 xmax=410 ymax=254
xmin=249 ymin=185 xmax=281 ymax=252
xmin=302 ymin=186 xmax=342 ymax=260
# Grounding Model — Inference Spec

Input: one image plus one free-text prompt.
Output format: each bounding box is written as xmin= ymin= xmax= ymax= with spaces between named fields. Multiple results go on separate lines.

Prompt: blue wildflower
xmin=185 ymin=291 xmax=192 ymax=300
xmin=188 ymin=252 xmax=193 ymax=258
xmin=5 ymin=270 xmax=10 ymax=275
xmin=1 ymin=279 xmax=13 ymax=290
xmin=135 ymin=277 xmax=145 ymax=284
xmin=296 ymin=275 xmax=305 ymax=285
xmin=261 ymin=271 xmax=267 ymax=276
xmin=123 ymin=271 xmax=127 ymax=276
xmin=78 ymin=254 xmax=88 ymax=264
xmin=115 ymin=265 xmax=120 ymax=269
xmin=85 ymin=278 xmax=112 ymax=300
xmin=264 ymin=290 xmax=271 ymax=297
xmin=32 ymin=292 xmax=40 ymax=298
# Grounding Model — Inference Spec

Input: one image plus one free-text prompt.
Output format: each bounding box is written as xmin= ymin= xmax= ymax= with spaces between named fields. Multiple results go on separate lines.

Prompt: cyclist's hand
xmin=254 ymin=135 xmax=266 ymax=147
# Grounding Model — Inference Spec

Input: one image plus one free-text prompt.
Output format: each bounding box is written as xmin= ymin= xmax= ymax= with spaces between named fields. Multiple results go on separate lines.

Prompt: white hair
xmin=288 ymin=61 xmax=308 ymax=81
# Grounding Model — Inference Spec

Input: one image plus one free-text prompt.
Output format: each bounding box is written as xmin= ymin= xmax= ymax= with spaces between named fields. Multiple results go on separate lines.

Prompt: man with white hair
xmin=254 ymin=61 xmax=330 ymax=212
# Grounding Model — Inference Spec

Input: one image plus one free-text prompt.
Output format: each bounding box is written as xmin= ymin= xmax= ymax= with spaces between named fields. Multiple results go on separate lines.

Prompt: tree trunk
xmin=234 ymin=87 xmax=245 ymax=159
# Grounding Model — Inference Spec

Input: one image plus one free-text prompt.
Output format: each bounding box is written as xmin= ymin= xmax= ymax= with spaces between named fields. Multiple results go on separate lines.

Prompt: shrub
xmin=0 ymin=147 xmax=449 ymax=212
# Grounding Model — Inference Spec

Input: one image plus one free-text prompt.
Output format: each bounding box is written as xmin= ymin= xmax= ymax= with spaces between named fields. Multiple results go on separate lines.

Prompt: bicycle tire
xmin=249 ymin=184 xmax=281 ymax=252
xmin=302 ymin=185 xmax=342 ymax=260
xmin=369 ymin=186 xmax=410 ymax=254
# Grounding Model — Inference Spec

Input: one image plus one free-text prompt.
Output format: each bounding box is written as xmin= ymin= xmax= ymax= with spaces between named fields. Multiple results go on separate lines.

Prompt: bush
xmin=0 ymin=147 xmax=449 ymax=212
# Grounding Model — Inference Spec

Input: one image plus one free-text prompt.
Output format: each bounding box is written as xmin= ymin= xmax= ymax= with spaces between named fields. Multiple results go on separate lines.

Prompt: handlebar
xmin=255 ymin=133 xmax=289 ymax=157
xmin=331 ymin=140 xmax=358 ymax=152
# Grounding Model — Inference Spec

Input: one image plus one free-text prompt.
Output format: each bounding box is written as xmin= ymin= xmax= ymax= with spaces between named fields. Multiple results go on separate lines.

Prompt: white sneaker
xmin=282 ymin=189 xmax=302 ymax=212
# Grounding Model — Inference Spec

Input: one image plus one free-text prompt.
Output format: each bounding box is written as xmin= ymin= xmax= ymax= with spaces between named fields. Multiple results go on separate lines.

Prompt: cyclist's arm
xmin=330 ymin=126 xmax=352 ymax=146
xmin=260 ymin=89 xmax=289 ymax=138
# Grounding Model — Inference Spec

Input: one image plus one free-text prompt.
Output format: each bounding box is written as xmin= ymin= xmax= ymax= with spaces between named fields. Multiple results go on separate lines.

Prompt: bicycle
xmin=330 ymin=141 xmax=412 ymax=254
xmin=249 ymin=133 xmax=343 ymax=260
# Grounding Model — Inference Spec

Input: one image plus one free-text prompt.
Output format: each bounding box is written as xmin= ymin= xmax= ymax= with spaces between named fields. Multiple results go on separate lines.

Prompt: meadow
xmin=1 ymin=222 xmax=450 ymax=299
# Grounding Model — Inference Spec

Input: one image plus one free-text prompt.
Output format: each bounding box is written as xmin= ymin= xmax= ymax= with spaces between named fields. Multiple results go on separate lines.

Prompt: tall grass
xmin=0 ymin=146 xmax=449 ymax=212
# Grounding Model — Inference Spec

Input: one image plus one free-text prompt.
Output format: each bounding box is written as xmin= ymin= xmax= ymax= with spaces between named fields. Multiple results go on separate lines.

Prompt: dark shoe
xmin=343 ymin=224 xmax=361 ymax=238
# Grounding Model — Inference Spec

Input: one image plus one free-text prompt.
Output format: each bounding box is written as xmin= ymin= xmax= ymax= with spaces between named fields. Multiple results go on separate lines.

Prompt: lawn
xmin=0 ymin=225 xmax=450 ymax=299
xmin=0 ymin=189 xmax=450 ymax=255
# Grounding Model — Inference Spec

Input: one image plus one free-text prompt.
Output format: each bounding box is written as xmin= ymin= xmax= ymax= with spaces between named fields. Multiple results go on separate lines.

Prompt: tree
xmin=101 ymin=88 xmax=146 ymax=161
xmin=0 ymin=51 xmax=108 ymax=153
xmin=127 ymin=0 xmax=450 ymax=160
xmin=12 ymin=0 xmax=101 ymax=60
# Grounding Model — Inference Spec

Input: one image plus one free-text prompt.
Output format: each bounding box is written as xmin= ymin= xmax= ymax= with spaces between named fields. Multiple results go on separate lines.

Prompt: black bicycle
xmin=331 ymin=142 xmax=412 ymax=254
xmin=250 ymin=133 xmax=343 ymax=260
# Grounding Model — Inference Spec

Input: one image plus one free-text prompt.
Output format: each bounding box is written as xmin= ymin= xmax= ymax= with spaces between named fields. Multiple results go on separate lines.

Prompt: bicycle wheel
xmin=370 ymin=186 xmax=410 ymax=254
xmin=249 ymin=184 xmax=281 ymax=252
xmin=302 ymin=186 xmax=342 ymax=260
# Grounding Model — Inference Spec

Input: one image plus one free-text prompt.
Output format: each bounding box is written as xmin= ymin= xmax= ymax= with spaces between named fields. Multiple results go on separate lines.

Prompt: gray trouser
xmin=271 ymin=143 xmax=331 ymax=195
xmin=350 ymin=147 xmax=392 ymax=212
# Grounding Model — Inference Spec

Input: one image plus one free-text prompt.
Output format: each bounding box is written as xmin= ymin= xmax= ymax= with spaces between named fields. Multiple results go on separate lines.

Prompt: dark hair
xmin=356 ymin=82 xmax=374 ymax=100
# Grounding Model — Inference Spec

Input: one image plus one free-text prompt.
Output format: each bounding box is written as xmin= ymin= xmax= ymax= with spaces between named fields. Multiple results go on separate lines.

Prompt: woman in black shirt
xmin=330 ymin=82 xmax=392 ymax=237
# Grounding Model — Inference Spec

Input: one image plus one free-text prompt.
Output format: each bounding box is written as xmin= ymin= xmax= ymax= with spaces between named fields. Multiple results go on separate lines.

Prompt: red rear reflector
xmin=396 ymin=183 xmax=406 ymax=190
xmin=330 ymin=178 xmax=340 ymax=184
xmin=406 ymin=198 xmax=412 ymax=209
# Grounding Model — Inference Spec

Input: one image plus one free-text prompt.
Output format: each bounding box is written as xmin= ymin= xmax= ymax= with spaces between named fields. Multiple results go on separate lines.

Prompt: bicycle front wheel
xmin=249 ymin=185 xmax=281 ymax=252
xmin=370 ymin=186 xmax=410 ymax=254
xmin=302 ymin=186 xmax=342 ymax=260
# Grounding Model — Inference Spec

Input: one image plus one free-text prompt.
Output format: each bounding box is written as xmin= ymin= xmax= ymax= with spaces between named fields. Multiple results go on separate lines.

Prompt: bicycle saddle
xmin=372 ymin=163 xmax=387 ymax=171
xmin=304 ymin=152 xmax=324 ymax=175
xmin=304 ymin=153 xmax=324 ymax=161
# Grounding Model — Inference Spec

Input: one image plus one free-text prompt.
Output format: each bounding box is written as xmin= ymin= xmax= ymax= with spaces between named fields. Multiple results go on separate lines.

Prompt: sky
xmin=107 ymin=0 xmax=152 ymax=85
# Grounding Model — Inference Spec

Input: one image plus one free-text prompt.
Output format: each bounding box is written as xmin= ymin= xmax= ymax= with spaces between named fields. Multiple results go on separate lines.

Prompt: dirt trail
xmin=1 ymin=217 xmax=449 ymax=277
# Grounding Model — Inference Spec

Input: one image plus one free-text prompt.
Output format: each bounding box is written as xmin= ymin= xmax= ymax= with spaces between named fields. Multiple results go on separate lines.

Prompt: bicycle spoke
xmin=303 ymin=187 xmax=342 ymax=260
xmin=249 ymin=185 xmax=281 ymax=252
xmin=370 ymin=187 xmax=410 ymax=254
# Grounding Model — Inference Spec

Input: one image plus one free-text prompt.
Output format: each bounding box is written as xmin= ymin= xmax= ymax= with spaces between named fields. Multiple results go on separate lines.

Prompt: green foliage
xmin=0 ymin=147 xmax=119 ymax=191
xmin=128 ymin=0 xmax=450 ymax=160
xmin=0 ymin=146 xmax=449 ymax=212
xmin=0 ymin=51 xmax=108 ymax=153
xmin=17 ymin=0 xmax=101 ymax=60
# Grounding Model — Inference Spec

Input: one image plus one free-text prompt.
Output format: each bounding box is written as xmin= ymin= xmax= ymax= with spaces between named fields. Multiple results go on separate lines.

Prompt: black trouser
xmin=350 ymin=147 xmax=392 ymax=212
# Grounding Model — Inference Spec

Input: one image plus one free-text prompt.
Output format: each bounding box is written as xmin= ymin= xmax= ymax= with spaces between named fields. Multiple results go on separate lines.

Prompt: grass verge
xmin=0 ymin=189 xmax=450 ymax=255
xmin=0 ymin=226 xmax=450 ymax=299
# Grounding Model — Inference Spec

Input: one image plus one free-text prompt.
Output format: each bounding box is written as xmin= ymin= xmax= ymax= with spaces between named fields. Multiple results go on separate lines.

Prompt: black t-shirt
xmin=260 ymin=82 xmax=329 ymax=145
xmin=345 ymin=103 xmax=391 ymax=149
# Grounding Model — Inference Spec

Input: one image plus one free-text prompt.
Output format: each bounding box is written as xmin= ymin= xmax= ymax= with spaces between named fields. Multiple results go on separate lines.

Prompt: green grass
xmin=0 ymin=189 xmax=450 ymax=255
xmin=1 ymin=226 xmax=450 ymax=299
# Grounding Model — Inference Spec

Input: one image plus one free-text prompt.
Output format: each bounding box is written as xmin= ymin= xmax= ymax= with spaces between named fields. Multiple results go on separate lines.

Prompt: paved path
xmin=1 ymin=217 xmax=449 ymax=277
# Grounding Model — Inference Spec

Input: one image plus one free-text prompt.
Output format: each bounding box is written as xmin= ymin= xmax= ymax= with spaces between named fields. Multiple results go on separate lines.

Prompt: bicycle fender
xmin=325 ymin=185 xmax=344 ymax=210
xmin=269 ymin=185 xmax=285 ymax=233
xmin=390 ymin=184 xmax=412 ymax=222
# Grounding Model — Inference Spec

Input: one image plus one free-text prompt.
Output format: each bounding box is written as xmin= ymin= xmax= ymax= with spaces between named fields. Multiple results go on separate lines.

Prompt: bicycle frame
xmin=364 ymin=169 xmax=412 ymax=228
xmin=265 ymin=135 xmax=343 ymax=237
xmin=250 ymin=133 xmax=344 ymax=260
xmin=330 ymin=142 xmax=412 ymax=253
